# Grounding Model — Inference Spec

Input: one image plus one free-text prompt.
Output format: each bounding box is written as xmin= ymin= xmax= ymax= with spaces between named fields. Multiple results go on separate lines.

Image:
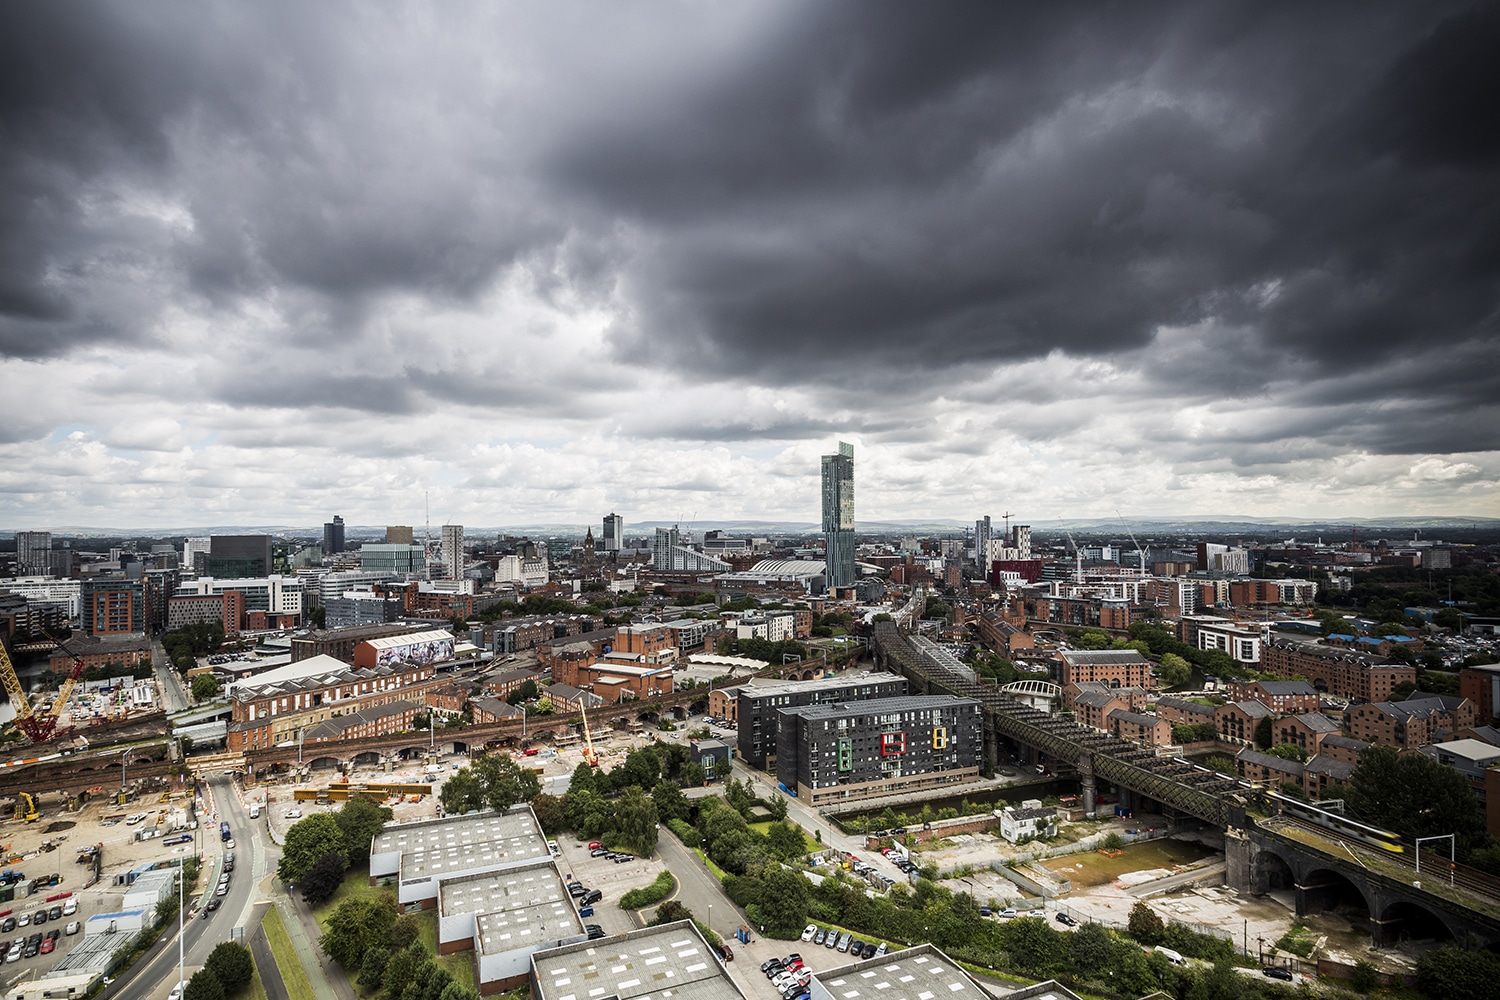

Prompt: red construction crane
xmin=0 ymin=633 xmax=86 ymax=744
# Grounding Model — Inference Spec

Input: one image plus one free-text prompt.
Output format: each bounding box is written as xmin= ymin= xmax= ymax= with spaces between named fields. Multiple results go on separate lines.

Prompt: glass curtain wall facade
xmin=821 ymin=442 xmax=855 ymax=589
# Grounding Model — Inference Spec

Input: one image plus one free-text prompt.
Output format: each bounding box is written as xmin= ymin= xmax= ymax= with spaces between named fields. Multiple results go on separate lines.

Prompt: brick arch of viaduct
xmin=1247 ymin=836 xmax=1496 ymax=948
xmin=241 ymin=685 xmax=725 ymax=772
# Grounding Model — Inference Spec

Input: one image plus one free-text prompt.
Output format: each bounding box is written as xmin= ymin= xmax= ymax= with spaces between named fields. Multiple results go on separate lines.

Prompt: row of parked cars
xmin=762 ymin=952 xmax=812 ymax=1000
xmin=586 ymin=841 xmax=636 ymax=864
xmin=798 ymin=924 xmax=887 ymax=960
xmin=565 ymin=880 xmax=606 ymax=935
xmin=878 ymin=846 xmax=921 ymax=877
xmin=0 ymin=898 xmax=78 ymax=935
xmin=6 ymin=928 xmax=63 ymax=963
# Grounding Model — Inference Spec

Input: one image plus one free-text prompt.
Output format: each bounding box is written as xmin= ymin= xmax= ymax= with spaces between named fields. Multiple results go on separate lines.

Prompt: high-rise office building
xmin=652 ymin=526 xmax=680 ymax=570
xmin=441 ymin=524 xmax=465 ymax=580
xmin=386 ymin=525 xmax=414 ymax=545
xmin=183 ymin=537 xmax=211 ymax=575
xmin=974 ymin=516 xmax=992 ymax=569
xmin=602 ymin=513 xmax=623 ymax=552
xmin=207 ymin=535 xmax=273 ymax=578
xmin=323 ymin=515 xmax=346 ymax=554
xmin=81 ymin=577 xmax=145 ymax=635
xmin=821 ymin=442 xmax=855 ymax=590
xmin=15 ymin=531 xmax=52 ymax=577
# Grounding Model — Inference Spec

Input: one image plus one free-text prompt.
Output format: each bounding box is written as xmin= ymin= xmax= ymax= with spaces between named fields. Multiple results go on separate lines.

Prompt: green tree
xmin=1417 ymin=946 xmax=1500 ymax=1000
xmin=713 ymin=756 xmax=733 ymax=782
xmin=652 ymin=781 xmax=690 ymax=824
xmin=1069 ymin=920 xmax=1112 ymax=973
xmin=766 ymin=821 xmax=809 ymax=861
xmin=758 ymin=868 xmax=811 ymax=938
xmin=358 ymin=946 xmax=390 ymax=994
xmin=1128 ymin=901 xmax=1165 ymax=945
xmin=614 ymin=785 xmax=660 ymax=856
xmin=1267 ymin=743 xmax=1308 ymax=762
xmin=389 ymin=913 xmax=421 ymax=950
xmin=191 ymin=673 xmax=221 ymax=701
xmin=530 ymin=792 xmax=566 ymax=833
xmin=1254 ymin=715 xmax=1273 ymax=750
xmin=320 ymin=894 xmax=398 ymax=970
xmin=336 ymin=796 xmax=393 ymax=866
xmin=1158 ymin=653 xmax=1192 ymax=688
xmin=300 ymin=852 xmax=348 ymax=905
xmin=203 ymin=941 xmax=254 ymax=995
xmin=440 ymin=767 xmax=486 ymax=815
xmin=437 ymin=984 xmax=482 ymax=1000
xmin=381 ymin=941 xmax=427 ymax=998
xmin=278 ymin=812 xmax=347 ymax=883
xmin=184 ymin=969 xmax=226 ymax=1000
xmin=1347 ymin=744 xmax=1484 ymax=852
xmin=1004 ymin=915 xmax=1065 ymax=976
xmin=923 ymin=597 xmax=950 ymax=621
xmin=681 ymin=761 xmax=706 ymax=787
xmin=506 ymin=679 xmax=539 ymax=704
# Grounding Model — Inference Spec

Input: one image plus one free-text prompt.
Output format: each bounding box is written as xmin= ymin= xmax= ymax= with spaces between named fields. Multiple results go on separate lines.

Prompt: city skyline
xmin=2 ymin=2 xmax=1497 ymax=529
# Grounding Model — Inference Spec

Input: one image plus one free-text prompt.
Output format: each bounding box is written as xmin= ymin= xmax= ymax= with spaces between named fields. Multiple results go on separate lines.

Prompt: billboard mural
xmin=376 ymin=635 xmax=455 ymax=667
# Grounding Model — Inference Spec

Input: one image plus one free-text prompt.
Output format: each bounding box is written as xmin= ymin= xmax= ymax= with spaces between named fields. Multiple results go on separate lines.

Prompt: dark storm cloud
xmin=556 ymin=2 xmax=1498 ymax=420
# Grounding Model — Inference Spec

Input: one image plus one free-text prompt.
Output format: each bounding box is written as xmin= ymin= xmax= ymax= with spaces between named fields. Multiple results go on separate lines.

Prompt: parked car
xmin=581 ymin=889 xmax=602 ymax=906
xmin=1054 ymin=913 xmax=1077 ymax=927
xmin=873 ymin=943 xmax=887 ymax=958
xmin=586 ymin=925 xmax=606 ymax=940
xmin=0 ymin=919 xmax=12 ymax=934
xmin=813 ymin=928 xmax=827 ymax=946
xmin=47 ymin=907 xmax=61 ymax=922
xmin=38 ymin=937 xmax=54 ymax=955
xmin=32 ymin=910 xmax=45 ymax=926
xmin=62 ymin=899 xmax=77 ymax=916
xmin=590 ymin=848 xmax=609 ymax=857
xmin=587 ymin=841 xmax=603 ymax=850
xmin=284 ymin=809 xmax=302 ymax=819
xmin=577 ymin=905 xmax=594 ymax=918
xmin=1262 ymin=967 xmax=1294 ymax=982
xmin=836 ymin=932 xmax=852 ymax=953
xmin=762 ymin=960 xmax=783 ymax=975
xmin=801 ymin=924 xmax=817 ymax=942
xmin=64 ymin=922 xmax=80 ymax=936
xmin=568 ymin=883 xmax=587 ymax=897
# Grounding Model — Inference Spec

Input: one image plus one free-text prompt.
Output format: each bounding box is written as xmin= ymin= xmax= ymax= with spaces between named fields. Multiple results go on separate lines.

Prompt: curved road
xmin=103 ymin=774 xmax=276 ymax=999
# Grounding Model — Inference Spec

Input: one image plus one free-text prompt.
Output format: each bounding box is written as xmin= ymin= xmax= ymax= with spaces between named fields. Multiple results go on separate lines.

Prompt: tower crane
xmin=0 ymin=632 xmax=86 ymax=744
xmin=579 ymin=703 xmax=600 ymax=767
xmin=1059 ymin=520 xmax=1083 ymax=584
xmin=1114 ymin=508 xmax=1148 ymax=574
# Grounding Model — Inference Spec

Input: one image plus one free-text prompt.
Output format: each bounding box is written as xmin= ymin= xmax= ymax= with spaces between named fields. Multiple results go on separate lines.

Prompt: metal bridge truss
xmin=874 ymin=622 xmax=1241 ymax=827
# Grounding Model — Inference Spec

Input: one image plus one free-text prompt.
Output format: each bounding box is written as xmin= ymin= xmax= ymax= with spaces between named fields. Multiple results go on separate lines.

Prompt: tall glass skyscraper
xmin=821 ymin=442 xmax=855 ymax=589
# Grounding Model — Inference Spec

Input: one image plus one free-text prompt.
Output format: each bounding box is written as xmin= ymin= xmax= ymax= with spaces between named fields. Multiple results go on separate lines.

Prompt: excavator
xmin=580 ymin=703 xmax=600 ymax=767
xmin=0 ymin=632 xmax=87 ymax=744
xmin=14 ymin=793 xmax=39 ymax=823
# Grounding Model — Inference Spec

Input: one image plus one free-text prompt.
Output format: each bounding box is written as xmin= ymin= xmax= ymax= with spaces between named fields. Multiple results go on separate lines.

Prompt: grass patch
xmin=310 ymin=865 xmax=384 ymax=933
xmin=693 ymin=847 xmax=730 ymax=882
xmin=1274 ymin=920 xmax=1315 ymax=959
xmin=262 ymin=907 xmax=318 ymax=1000
xmin=411 ymin=906 xmax=479 ymax=993
xmin=747 ymin=820 xmax=821 ymax=854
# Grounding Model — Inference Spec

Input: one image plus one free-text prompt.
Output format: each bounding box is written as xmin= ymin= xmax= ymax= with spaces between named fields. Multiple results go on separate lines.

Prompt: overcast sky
xmin=3 ymin=1 xmax=1498 ymax=531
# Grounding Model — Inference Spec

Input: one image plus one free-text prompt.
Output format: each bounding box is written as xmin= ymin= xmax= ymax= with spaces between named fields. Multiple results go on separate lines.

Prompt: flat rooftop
xmin=532 ymin=920 xmax=744 ymax=1000
xmin=374 ymin=807 xmax=542 ymax=860
xmin=739 ymin=671 xmax=902 ymax=700
xmin=811 ymin=946 xmax=985 ymax=1000
xmin=441 ymin=860 xmax=574 ymax=922
xmin=403 ymin=835 xmax=551 ymax=881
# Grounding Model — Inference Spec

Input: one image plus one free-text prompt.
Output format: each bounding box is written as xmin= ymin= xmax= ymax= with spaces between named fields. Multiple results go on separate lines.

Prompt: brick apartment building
xmin=1236 ymin=747 xmax=1304 ymax=788
xmin=1108 ymin=709 xmax=1172 ymax=747
xmin=1226 ymin=679 xmax=1321 ymax=714
xmin=1057 ymin=650 xmax=1155 ymax=690
xmin=1272 ymin=713 xmax=1342 ymax=755
xmin=304 ymin=700 xmax=419 ymax=744
xmin=1261 ymin=640 xmax=1415 ymax=703
xmin=47 ymin=633 xmax=152 ymax=674
xmin=1460 ymin=664 xmax=1500 ymax=725
xmin=227 ymin=658 xmax=439 ymax=752
xmin=1216 ymin=700 xmax=1273 ymax=745
xmin=1348 ymin=695 xmax=1476 ymax=749
xmin=1318 ymin=733 xmax=1370 ymax=767
xmin=1154 ymin=696 xmax=1216 ymax=729
xmin=1074 ymin=691 xmax=1136 ymax=731
xmin=290 ymin=623 xmax=428 ymax=663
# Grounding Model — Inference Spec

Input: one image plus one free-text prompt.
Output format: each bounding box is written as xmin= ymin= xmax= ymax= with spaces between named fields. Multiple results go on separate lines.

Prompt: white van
xmin=248 ymin=803 xmax=260 ymax=819
xmin=1153 ymin=946 xmax=1186 ymax=966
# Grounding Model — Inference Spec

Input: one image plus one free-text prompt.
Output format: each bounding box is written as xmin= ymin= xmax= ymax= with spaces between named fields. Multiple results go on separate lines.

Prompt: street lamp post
xmin=1415 ymin=834 xmax=1456 ymax=887
xmin=177 ymin=848 xmax=184 ymax=992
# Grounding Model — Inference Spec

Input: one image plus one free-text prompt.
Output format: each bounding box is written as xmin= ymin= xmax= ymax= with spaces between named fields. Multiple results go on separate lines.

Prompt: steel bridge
xmin=873 ymin=621 xmax=1247 ymax=826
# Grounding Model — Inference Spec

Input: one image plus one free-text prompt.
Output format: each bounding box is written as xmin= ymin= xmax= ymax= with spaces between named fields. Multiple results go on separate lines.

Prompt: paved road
xmin=106 ymin=775 xmax=265 ymax=998
xmin=153 ymin=640 xmax=188 ymax=713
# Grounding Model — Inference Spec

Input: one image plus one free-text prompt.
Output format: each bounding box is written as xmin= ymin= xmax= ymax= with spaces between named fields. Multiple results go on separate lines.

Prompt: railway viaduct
xmin=873 ymin=622 xmax=1500 ymax=947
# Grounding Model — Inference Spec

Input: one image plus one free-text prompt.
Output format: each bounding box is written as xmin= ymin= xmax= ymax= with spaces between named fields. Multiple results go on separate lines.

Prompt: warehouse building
xmin=775 ymin=694 xmax=982 ymax=806
xmin=369 ymin=806 xmax=551 ymax=907
xmin=530 ymin=921 xmax=740 ymax=1000
xmin=437 ymin=862 xmax=585 ymax=993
